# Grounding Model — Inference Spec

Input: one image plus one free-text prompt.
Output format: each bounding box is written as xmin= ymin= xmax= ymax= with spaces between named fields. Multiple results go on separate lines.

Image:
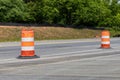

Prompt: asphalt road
xmin=0 ymin=38 xmax=120 ymax=80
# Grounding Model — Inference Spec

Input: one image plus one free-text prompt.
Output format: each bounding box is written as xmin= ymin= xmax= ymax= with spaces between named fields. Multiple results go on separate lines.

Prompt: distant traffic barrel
xmin=101 ymin=30 xmax=110 ymax=48
xmin=17 ymin=29 xmax=39 ymax=59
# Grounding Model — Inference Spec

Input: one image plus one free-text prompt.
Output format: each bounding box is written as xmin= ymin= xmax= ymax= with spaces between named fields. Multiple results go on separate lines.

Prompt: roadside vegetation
xmin=0 ymin=26 xmax=101 ymax=42
xmin=0 ymin=0 xmax=120 ymax=41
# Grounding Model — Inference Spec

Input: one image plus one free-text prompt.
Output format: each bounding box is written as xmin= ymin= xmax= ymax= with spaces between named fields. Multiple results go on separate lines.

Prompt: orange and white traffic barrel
xmin=101 ymin=30 xmax=110 ymax=48
xmin=18 ymin=29 xmax=39 ymax=59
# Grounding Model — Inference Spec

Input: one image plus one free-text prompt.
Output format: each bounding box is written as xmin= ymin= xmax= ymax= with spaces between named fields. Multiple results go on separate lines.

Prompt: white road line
xmin=0 ymin=47 xmax=120 ymax=64
xmin=42 ymin=49 xmax=102 ymax=57
xmin=0 ymin=38 xmax=119 ymax=47
xmin=0 ymin=43 xmax=119 ymax=54
xmin=0 ymin=39 xmax=100 ymax=47
xmin=0 ymin=48 xmax=98 ymax=62
xmin=41 ymin=45 xmax=120 ymax=57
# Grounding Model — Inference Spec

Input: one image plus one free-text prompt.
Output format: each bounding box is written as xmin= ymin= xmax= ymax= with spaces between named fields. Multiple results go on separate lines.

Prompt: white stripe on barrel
xmin=101 ymin=36 xmax=109 ymax=38
xmin=22 ymin=37 xmax=34 ymax=42
xmin=22 ymin=46 xmax=34 ymax=51
xmin=101 ymin=42 xmax=110 ymax=44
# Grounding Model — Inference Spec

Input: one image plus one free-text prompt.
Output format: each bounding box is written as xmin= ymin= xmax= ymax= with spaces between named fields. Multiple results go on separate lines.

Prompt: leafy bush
xmin=0 ymin=0 xmax=29 ymax=22
xmin=1 ymin=0 xmax=120 ymax=30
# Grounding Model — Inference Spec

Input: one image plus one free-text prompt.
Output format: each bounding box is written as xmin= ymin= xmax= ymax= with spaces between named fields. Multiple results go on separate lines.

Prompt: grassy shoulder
xmin=0 ymin=26 xmax=102 ymax=42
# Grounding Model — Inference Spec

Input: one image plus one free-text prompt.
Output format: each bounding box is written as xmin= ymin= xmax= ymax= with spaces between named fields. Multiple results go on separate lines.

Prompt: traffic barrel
xmin=101 ymin=30 xmax=110 ymax=48
xmin=17 ymin=29 xmax=39 ymax=59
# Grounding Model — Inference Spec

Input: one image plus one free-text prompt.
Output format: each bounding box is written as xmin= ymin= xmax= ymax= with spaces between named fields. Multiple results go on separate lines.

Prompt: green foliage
xmin=1 ymin=0 xmax=120 ymax=31
xmin=73 ymin=0 xmax=111 ymax=26
xmin=26 ymin=0 xmax=112 ymax=27
xmin=98 ymin=0 xmax=120 ymax=28
xmin=0 ymin=0 xmax=29 ymax=22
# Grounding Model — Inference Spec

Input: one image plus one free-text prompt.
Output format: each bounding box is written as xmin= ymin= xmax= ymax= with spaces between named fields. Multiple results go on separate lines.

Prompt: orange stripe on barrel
xmin=21 ymin=50 xmax=35 ymax=56
xmin=101 ymin=38 xmax=110 ymax=42
xmin=101 ymin=44 xmax=110 ymax=48
xmin=101 ymin=31 xmax=110 ymax=36
xmin=21 ymin=42 xmax=34 ymax=46
xmin=22 ymin=31 xmax=34 ymax=38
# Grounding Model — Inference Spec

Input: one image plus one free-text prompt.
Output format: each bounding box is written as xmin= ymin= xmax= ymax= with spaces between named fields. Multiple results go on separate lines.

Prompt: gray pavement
xmin=0 ymin=37 xmax=119 ymax=47
xmin=0 ymin=38 xmax=120 ymax=80
xmin=1 ymin=54 xmax=120 ymax=80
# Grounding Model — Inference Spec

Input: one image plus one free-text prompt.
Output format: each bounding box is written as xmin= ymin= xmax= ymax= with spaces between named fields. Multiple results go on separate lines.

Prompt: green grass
xmin=0 ymin=26 xmax=102 ymax=42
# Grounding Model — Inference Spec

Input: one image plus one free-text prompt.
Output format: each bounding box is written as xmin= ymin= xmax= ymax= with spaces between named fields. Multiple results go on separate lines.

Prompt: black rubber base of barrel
xmin=99 ymin=47 xmax=112 ymax=49
xmin=17 ymin=55 xmax=40 ymax=59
